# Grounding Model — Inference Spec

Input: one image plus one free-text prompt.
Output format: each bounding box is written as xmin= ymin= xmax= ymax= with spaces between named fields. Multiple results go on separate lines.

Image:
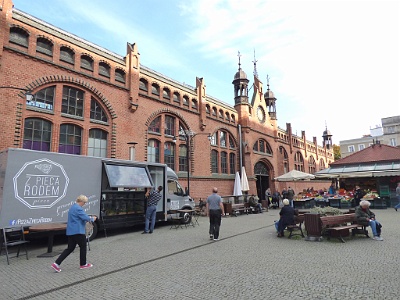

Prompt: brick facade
xmin=0 ymin=0 xmax=333 ymax=200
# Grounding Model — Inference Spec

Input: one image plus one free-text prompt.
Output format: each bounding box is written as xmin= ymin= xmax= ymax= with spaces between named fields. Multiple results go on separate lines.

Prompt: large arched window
xmin=23 ymin=118 xmax=52 ymax=151
xmin=210 ymin=129 xmax=236 ymax=174
xmin=319 ymin=158 xmax=326 ymax=171
xmin=279 ymin=146 xmax=289 ymax=173
xmin=90 ymin=97 xmax=108 ymax=123
xmin=253 ymin=139 xmax=273 ymax=155
xmin=28 ymin=86 xmax=55 ymax=111
xmin=294 ymin=152 xmax=304 ymax=172
xmin=148 ymin=139 xmax=160 ymax=163
xmin=62 ymin=86 xmax=84 ymax=117
xmin=164 ymin=142 xmax=175 ymax=170
xmin=308 ymin=156 xmax=316 ymax=174
xmin=88 ymin=129 xmax=107 ymax=157
xmin=59 ymin=124 xmax=82 ymax=155
xmin=149 ymin=116 xmax=161 ymax=134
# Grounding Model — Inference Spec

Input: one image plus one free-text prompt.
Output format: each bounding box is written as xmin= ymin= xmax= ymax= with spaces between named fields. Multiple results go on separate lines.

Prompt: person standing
xmin=51 ymin=195 xmax=97 ymax=272
xmin=287 ymin=187 xmax=295 ymax=207
xmin=353 ymin=185 xmax=364 ymax=208
xmin=142 ymin=186 xmax=163 ymax=234
xmin=394 ymin=183 xmax=400 ymax=211
xmin=206 ymin=187 xmax=224 ymax=241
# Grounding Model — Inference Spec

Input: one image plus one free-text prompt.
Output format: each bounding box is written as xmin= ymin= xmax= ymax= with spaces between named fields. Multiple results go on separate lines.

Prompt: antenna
xmin=266 ymin=75 xmax=270 ymax=89
xmin=237 ymin=51 xmax=242 ymax=70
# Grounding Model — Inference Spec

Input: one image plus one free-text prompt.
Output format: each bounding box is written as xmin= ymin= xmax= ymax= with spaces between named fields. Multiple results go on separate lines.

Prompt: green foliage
xmin=309 ymin=206 xmax=343 ymax=215
xmin=333 ymin=144 xmax=341 ymax=161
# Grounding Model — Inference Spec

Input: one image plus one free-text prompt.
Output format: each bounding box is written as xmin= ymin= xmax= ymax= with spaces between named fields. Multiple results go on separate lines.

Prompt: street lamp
xmin=0 ymin=86 xmax=33 ymax=102
xmin=173 ymin=130 xmax=212 ymax=196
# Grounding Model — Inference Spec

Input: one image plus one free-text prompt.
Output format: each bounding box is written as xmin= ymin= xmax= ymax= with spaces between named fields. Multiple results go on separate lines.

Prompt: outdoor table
xmin=177 ymin=209 xmax=196 ymax=227
xmin=29 ymin=223 xmax=67 ymax=257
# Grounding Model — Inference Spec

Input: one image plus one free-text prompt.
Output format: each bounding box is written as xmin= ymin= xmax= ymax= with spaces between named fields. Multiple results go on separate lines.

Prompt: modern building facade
xmin=340 ymin=116 xmax=400 ymax=158
xmin=0 ymin=0 xmax=334 ymax=200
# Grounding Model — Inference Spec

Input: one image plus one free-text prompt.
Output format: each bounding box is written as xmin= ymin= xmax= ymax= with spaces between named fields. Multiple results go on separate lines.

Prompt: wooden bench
xmin=320 ymin=213 xmax=369 ymax=243
xmin=286 ymin=214 xmax=305 ymax=238
xmin=231 ymin=204 xmax=251 ymax=216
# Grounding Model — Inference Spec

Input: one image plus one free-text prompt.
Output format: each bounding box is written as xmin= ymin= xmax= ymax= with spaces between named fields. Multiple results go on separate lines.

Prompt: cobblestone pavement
xmin=1 ymin=208 xmax=399 ymax=300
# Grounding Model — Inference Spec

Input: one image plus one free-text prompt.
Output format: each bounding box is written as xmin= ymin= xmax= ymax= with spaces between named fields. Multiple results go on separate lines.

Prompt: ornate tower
xmin=264 ymin=76 xmax=277 ymax=120
xmin=322 ymin=124 xmax=333 ymax=149
xmin=232 ymin=51 xmax=249 ymax=105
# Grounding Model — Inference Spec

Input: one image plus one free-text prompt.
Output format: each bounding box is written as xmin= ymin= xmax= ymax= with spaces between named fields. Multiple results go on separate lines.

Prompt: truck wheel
xmin=87 ymin=222 xmax=98 ymax=241
xmin=180 ymin=210 xmax=192 ymax=224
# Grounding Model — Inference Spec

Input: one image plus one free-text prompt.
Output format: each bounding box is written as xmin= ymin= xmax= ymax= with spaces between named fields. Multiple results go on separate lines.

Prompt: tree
xmin=333 ymin=144 xmax=341 ymax=160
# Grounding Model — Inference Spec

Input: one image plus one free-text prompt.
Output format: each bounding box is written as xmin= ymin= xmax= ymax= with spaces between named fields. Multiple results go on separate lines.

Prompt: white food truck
xmin=0 ymin=148 xmax=195 ymax=239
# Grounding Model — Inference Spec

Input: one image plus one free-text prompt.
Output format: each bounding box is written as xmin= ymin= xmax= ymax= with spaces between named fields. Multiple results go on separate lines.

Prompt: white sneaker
xmin=213 ymin=238 xmax=219 ymax=241
xmin=373 ymin=236 xmax=383 ymax=241
xmin=209 ymin=234 xmax=213 ymax=240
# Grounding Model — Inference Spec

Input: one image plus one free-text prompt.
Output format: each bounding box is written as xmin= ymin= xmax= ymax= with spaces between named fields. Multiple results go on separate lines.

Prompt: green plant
xmin=309 ymin=206 xmax=343 ymax=215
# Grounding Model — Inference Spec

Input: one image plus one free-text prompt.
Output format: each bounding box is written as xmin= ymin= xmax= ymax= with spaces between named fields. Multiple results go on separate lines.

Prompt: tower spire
xmin=252 ymin=49 xmax=258 ymax=78
xmin=237 ymin=51 xmax=242 ymax=70
xmin=266 ymin=75 xmax=270 ymax=90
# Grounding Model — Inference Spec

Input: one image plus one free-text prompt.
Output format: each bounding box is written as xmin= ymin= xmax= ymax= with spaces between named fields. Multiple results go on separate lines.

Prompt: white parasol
xmin=233 ymin=171 xmax=242 ymax=196
xmin=274 ymin=169 xmax=315 ymax=182
xmin=241 ymin=166 xmax=250 ymax=192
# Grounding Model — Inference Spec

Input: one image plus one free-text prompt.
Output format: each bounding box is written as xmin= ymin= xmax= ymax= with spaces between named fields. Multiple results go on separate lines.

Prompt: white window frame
xmin=358 ymin=144 xmax=365 ymax=151
xmin=348 ymin=145 xmax=355 ymax=153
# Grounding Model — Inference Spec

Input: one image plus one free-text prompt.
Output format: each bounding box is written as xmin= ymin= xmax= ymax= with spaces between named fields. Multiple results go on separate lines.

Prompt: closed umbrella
xmin=241 ymin=166 xmax=250 ymax=192
xmin=233 ymin=171 xmax=242 ymax=196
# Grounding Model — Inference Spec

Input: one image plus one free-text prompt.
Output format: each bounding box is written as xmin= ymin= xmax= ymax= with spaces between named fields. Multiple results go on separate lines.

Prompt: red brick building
xmin=0 ymin=0 xmax=333 ymax=200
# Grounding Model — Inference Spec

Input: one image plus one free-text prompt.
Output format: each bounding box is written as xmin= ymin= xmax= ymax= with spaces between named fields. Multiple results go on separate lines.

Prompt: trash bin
xmin=304 ymin=213 xmax=323 ymax=241
xmin=223 ymin=202 xmax=232 ymax=216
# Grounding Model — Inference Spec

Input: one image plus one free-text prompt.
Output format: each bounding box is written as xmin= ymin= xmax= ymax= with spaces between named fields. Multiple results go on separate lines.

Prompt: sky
xmin=12 ymin=0 xmax=400 ymax=145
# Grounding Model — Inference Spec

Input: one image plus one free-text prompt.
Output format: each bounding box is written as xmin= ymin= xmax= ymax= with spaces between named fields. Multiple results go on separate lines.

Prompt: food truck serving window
xmin=104 ymin=163 xmax=153 ymax=188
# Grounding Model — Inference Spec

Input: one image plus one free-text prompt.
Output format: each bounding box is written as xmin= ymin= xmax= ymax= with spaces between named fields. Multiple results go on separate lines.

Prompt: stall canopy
xmin=315 ymin=144 xmax=400 ymax=179
xmin=274 ymin=169 xmax=315 ymax=181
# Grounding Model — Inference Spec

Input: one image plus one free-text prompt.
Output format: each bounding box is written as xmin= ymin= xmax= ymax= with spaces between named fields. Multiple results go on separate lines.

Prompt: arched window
xmin=212 ymin=107 xmax=217 ymax=116
xmin=90 ymin=97 xmax=108 ymax=123
xmin=28 ymin=86 xmax=55 ymax=111
xmin=210 ymin=130 xmax=236 ymax=174
xmin=59 ymin=124 xmax=82 ymax=155
xmin=148 ymin=139 xmax=160 ymax=163
xmin=151 ymin=83 xmax=160 ymax=96
xmin=36 ymin=37 xmax=53 ymax=56
xmin=253 ymin=139 xmax=273 ymax=155
xmin=179 ymin=145 xmax=188 ymax=172
xmin=115 ymin=69 xmax=126 ymax=83
xmin=205 ymin=104 xmax=210 ymax=114
xmin=88 ymin=129 xmax=108 ymax=157
xmin=308 ymin=156 xmax=316 ymax=174
xmin=173 ymin=92 xmax=180 ymax=103
xmin=211 ymin=150 xmax=218 ymax=173
xmin=279 ymin=146 xmax=289 ymax=173
xmin=294 ymin=152 xmax=304 ymax=172
xmin=81 ymin=54 xmax=93 ymax=71
xmin=192 ymin=99 xmax=198 ymax=110
xmin=225 ymin=112 xmax=230 ymax=121
xmin=62 ymin=86 xmax=84 ymax=117
xmin=99 ymin=62 xmax=110 ymax=78
xmin=219 ymin=110 xmax=224 ymax=119
xmin=23 ymin=118 xmax=52 ymax=151
xmin=163 ymin=88 xmax=170 ymax=100
xmin=183 ymin=95 xmax=189 ymax=106
xmin=9 ymin=27 xmax=29 ymax=47
xmin=148 ymin=116 xmax=161 ymax=133
xmin=319 ymin=158 xmax=326 ymax=171
xmin=139 ymin=78 xmax=148 ymax=92
xmin=164 ymin=142 xmax=175 ymax=170
xmin=60 ymin=46 xmax=74 ymax=64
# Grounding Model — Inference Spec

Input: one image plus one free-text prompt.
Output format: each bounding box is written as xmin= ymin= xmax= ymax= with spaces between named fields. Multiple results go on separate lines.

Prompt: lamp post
xmin=173 ymin=130 xmax=212 ymax=196
xmin=0 ymin=86 xmax=33 ymax=102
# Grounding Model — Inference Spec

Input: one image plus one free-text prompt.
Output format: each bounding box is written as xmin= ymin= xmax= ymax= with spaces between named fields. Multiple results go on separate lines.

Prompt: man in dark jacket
xmin=353 ymin=185 xmax=364 ymax=207
xmin=355 ymin=200 xmax=383 ymax=241
xmin=276 ymin=199 xmax=295 ymax=237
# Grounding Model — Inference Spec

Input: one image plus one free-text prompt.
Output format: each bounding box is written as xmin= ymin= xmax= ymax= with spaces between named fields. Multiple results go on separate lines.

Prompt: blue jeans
xmin=394 ymin=196 xmax=400 ymax=209
xmin=144 ymin=205 xmax=157 ymax=232
xmin=369 ymin=220 xmax=381 ymax=236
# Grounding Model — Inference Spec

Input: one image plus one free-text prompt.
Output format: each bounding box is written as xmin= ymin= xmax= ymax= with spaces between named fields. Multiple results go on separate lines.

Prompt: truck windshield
xmin=168 ymin=180 xmax=184 ymax=196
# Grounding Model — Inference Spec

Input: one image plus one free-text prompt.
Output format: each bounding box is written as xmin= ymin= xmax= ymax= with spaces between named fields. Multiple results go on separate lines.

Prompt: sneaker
xmin=80 ymin=263 xmax=93 ymax=269
xmin=51 ymin=263 xmax=61 ymax=273
xmin=373 ymin=236 xmax=383 ymax=241
xmin=209 ymin=234 xmax=213 ymax=240
xmin=141 ymin=231 xmax=148 ymax=234
xmin=149 ymin=231 xmax=153 ymax=234
xmin=213 ymin=238 xmax=219 ymax=241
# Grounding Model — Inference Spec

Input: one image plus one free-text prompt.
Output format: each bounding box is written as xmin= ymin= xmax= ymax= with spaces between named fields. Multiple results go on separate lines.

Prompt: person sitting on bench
xmin=275 ymin=199 xmax=295 ymax=237
xmin=355 ymin=200 xmax=383 ymax=241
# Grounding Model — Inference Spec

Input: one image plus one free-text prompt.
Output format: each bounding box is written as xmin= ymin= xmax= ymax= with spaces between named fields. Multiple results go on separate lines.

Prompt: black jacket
xmin=279 ymin=205 xmax=295 ymax=225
